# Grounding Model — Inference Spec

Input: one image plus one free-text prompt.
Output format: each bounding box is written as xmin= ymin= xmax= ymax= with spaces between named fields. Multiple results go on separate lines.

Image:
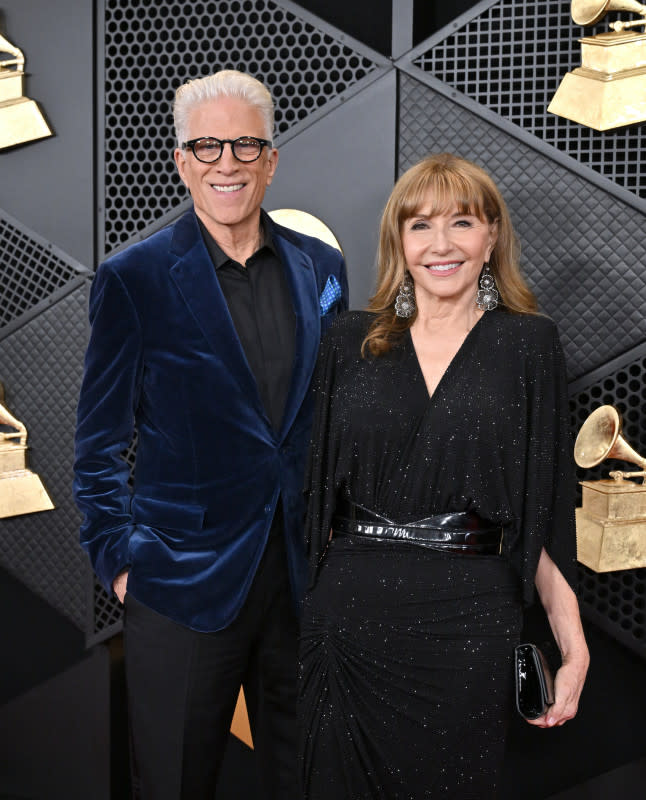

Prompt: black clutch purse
xmin=514 ymin=643 xmax=555 ymax=720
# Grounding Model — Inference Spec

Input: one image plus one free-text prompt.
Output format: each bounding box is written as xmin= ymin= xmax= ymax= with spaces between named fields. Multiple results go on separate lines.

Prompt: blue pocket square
xmin=319 ymin=275 xmax=342 ymax=316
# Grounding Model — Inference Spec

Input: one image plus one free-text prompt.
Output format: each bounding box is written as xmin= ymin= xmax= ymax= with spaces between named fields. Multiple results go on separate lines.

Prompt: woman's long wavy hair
xmin=362 ymin=153 xmax=537 ymax=357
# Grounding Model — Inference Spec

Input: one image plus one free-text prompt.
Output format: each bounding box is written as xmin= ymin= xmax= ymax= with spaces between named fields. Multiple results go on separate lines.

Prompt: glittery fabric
xmin=300 ymin=537 xmax=521 ymax=799
xmin=303 ymin=310 xmax=576 ymax=604
xmin=299 ymin=309 xmax=577 ymax=798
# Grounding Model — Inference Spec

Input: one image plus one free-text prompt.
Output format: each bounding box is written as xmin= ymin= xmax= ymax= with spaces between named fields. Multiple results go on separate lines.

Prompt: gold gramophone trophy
xmin=574 ymin=405 xmax=646 ymax=571
xmin=0 ymin=31 xmax=52 ymax=150
xmin=548 ymin=1 xmax=646 ymax=130
xmin=0 ymin=383 xmax=54 ymax=518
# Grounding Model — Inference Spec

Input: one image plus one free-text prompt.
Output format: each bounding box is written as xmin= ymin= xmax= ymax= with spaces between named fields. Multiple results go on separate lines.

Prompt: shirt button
xmin=264 ymin=505 xmax=272 ymax=514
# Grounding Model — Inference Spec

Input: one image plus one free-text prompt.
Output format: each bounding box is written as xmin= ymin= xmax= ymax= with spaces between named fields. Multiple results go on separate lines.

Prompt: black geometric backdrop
xmin=0 ymin=212 xmax=85 ymax=329
xmin=412 ymin=0 xmax=646 ymax=206
xmin=99 ymin=0 xmax=386 ymax=257
xmin=569 ymin=344 xmax=646 ymax=655
xmin=0 ymin=210 xmax=92 ymax=633
xmin=400 ymin=0 xmax=646 ymax=659
xmin=398 ymin=75 xmax=646 ymax=383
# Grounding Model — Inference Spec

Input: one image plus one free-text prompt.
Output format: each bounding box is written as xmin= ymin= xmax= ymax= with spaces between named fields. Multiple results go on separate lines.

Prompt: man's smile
xmin=211 ymin=182 xmax=245 ymax=193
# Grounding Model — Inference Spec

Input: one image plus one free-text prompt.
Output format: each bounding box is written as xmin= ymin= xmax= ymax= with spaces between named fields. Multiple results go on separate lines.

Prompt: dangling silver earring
xmin=476 ymin=262 xmax=499 ymax=311
xmin=394 ymin=273 xmax=416 ymax=318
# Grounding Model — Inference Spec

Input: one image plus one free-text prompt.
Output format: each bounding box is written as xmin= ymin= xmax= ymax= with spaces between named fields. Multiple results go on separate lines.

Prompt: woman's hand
xmin=526 ymin=652 xmax=589 ymax=728
xmin=530 ymin=547 xmax=590 ymax=728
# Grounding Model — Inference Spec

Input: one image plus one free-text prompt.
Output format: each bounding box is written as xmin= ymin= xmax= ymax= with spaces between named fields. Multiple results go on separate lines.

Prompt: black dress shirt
xmin=198 ymin=212 xmax=296 ymax=434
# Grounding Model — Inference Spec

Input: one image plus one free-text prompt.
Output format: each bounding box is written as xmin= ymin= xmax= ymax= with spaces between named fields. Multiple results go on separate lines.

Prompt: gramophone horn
xmin=572 ymin=0 xmax=646 ymax=26
xmin=574 ymin=405 xmax=646 ymax=470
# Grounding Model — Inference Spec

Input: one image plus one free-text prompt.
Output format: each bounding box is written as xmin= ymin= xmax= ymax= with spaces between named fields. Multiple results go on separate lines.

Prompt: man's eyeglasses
xmin=181 ymin=136 xmax=273 ymax=164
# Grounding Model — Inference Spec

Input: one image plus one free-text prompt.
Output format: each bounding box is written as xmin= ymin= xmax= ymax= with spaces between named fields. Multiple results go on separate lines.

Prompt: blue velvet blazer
xmin=74 ymin=209 xmax=348 ymax=632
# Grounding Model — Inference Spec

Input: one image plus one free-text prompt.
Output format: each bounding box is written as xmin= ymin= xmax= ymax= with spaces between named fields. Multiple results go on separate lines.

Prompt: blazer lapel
xmin=273 ymin=229 xmax=320 ymax=439
xmin=168 ymin=212 xmax=265 ymax=411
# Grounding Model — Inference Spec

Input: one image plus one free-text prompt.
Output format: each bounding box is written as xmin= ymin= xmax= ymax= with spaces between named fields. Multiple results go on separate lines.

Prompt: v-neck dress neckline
xmin=406 ymin=311 xmax=488 ymax=403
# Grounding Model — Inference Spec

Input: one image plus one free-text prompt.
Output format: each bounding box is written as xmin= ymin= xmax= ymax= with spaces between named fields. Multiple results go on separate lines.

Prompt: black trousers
xmin=123 ymin=530 xmax=299 ymax=800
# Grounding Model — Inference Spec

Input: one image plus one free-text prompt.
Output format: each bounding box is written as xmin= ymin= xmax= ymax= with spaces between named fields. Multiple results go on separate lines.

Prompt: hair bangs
xmin=397 ymin=165 xmax=492 ymax=229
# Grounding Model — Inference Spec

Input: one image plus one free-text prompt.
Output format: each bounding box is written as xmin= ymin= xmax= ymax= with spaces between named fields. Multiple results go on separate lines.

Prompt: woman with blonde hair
xmin=299 ymin=153 xmax=589 ymax=798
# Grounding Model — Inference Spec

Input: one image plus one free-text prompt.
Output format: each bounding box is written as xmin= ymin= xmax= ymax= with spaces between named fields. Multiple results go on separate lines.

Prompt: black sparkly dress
xmin=299 ymin=310 xmax=577 ymax=800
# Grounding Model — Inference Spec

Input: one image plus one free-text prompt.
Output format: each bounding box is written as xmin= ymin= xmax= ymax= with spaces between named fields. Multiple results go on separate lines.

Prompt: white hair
xmin=173 ymin=70 xmax=274 ymax=148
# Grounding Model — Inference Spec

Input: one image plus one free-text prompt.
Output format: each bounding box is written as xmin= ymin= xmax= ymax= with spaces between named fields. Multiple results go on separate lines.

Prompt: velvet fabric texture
xmin=74 ymin=209 xmax=348 ymax=632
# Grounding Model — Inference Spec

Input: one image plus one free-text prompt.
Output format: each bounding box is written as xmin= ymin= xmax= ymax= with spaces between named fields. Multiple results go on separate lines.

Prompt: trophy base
xmin=0 ymin=444 xmax=28 ymax=473
xmin=548 ymin=67 xmax=646 ymax=130
xmin=580 ymin=478 xmax=646 ymax=521
xmin=0 ymin=96 xmax=52 ymax=150
xmin=576 ymin=507 xmax=646 ymax=572
xmin=548 ymin=32 xmax=646 ymax=130
xmin=0 ymin=71 xmax=23 ymax=103
xmin=0 ymin=470 xmax=55 ymax=519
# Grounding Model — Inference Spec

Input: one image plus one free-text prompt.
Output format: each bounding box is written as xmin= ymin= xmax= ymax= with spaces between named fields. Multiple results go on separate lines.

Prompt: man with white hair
xmin=74 ymin=69 xmax=348 ymax=798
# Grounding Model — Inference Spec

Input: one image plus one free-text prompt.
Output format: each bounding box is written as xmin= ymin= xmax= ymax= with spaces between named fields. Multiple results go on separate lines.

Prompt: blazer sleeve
xmin=73 ymin=261 xmax=144 ymax=593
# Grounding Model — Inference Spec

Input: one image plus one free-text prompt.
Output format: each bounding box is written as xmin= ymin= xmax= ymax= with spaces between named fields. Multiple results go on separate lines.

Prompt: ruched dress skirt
xmin=299 ymin=534 xmax=523 ymax=799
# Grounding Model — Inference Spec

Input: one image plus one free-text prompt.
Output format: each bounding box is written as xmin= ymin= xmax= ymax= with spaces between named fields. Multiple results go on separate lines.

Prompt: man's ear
xmin=265 ymin=147 xmax=279 ymax=186
xmin=174 ymin=148 xmax=188 ymax=188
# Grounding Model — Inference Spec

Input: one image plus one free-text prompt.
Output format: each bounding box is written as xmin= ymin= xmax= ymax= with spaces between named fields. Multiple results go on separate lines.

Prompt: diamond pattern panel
xmin=92 ymin=577 xmax=122 ymax=642
xmin=399 ymin=74 xmax=646 ymax=380
xmin=0 ymin=284 xmax=91 ymax=632
xmin=101 ymin=0 xmax=380 ymax=255
xmin=0 ymin=211 xmax=87 ymax=330
xmin=412 ymin=0 xmax=646 ymax=201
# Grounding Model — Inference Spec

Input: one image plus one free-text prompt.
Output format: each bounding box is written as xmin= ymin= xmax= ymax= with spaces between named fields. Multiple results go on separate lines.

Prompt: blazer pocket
xmin=131 ymin=495 xmax=206 ymax=531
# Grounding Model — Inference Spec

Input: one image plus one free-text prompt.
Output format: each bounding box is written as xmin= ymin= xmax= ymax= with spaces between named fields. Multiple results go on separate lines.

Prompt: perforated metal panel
xmin=411 ymin=0 xmax=646 ymax=203
xmin=578 ymin=566 xmax=646 ymax=649
xmin=100 ymin=0 xmax=383 ymax=257
xmin=399 ymin=74 xmax=646 ymax=382
xmin=569 ymin=344 xmax=646 ymax=657
xmin=0 ymin=211 xmax=89 ymax=330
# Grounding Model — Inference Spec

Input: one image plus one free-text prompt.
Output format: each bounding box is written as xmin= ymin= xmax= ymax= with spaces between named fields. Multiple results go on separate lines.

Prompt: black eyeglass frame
xmin=181 ymin=136 xmax=273 ymax=163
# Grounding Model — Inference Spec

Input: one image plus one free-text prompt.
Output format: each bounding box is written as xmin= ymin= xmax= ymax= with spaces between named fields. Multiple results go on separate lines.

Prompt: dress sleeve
xmin=516 ymin=320 xmax=577 ymax=605
xmin=303 ymin=323 xmax=343 ymax=586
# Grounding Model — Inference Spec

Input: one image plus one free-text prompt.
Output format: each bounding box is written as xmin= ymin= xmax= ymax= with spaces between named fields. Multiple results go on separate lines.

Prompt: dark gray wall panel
xmin=0 ymin=0 xmax=94 ymax=267
xmin=399 ymin=73 xmax=646 ymax=381
xmin=0 ymin=283 xmax=91 ymax=631
xmin=266 ymin=70 xmax=396 ymax=309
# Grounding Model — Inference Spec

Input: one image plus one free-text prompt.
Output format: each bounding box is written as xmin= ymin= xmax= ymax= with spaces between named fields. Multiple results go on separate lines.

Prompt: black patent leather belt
xmin=332 ymin=500 xmax=504 ymax=556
